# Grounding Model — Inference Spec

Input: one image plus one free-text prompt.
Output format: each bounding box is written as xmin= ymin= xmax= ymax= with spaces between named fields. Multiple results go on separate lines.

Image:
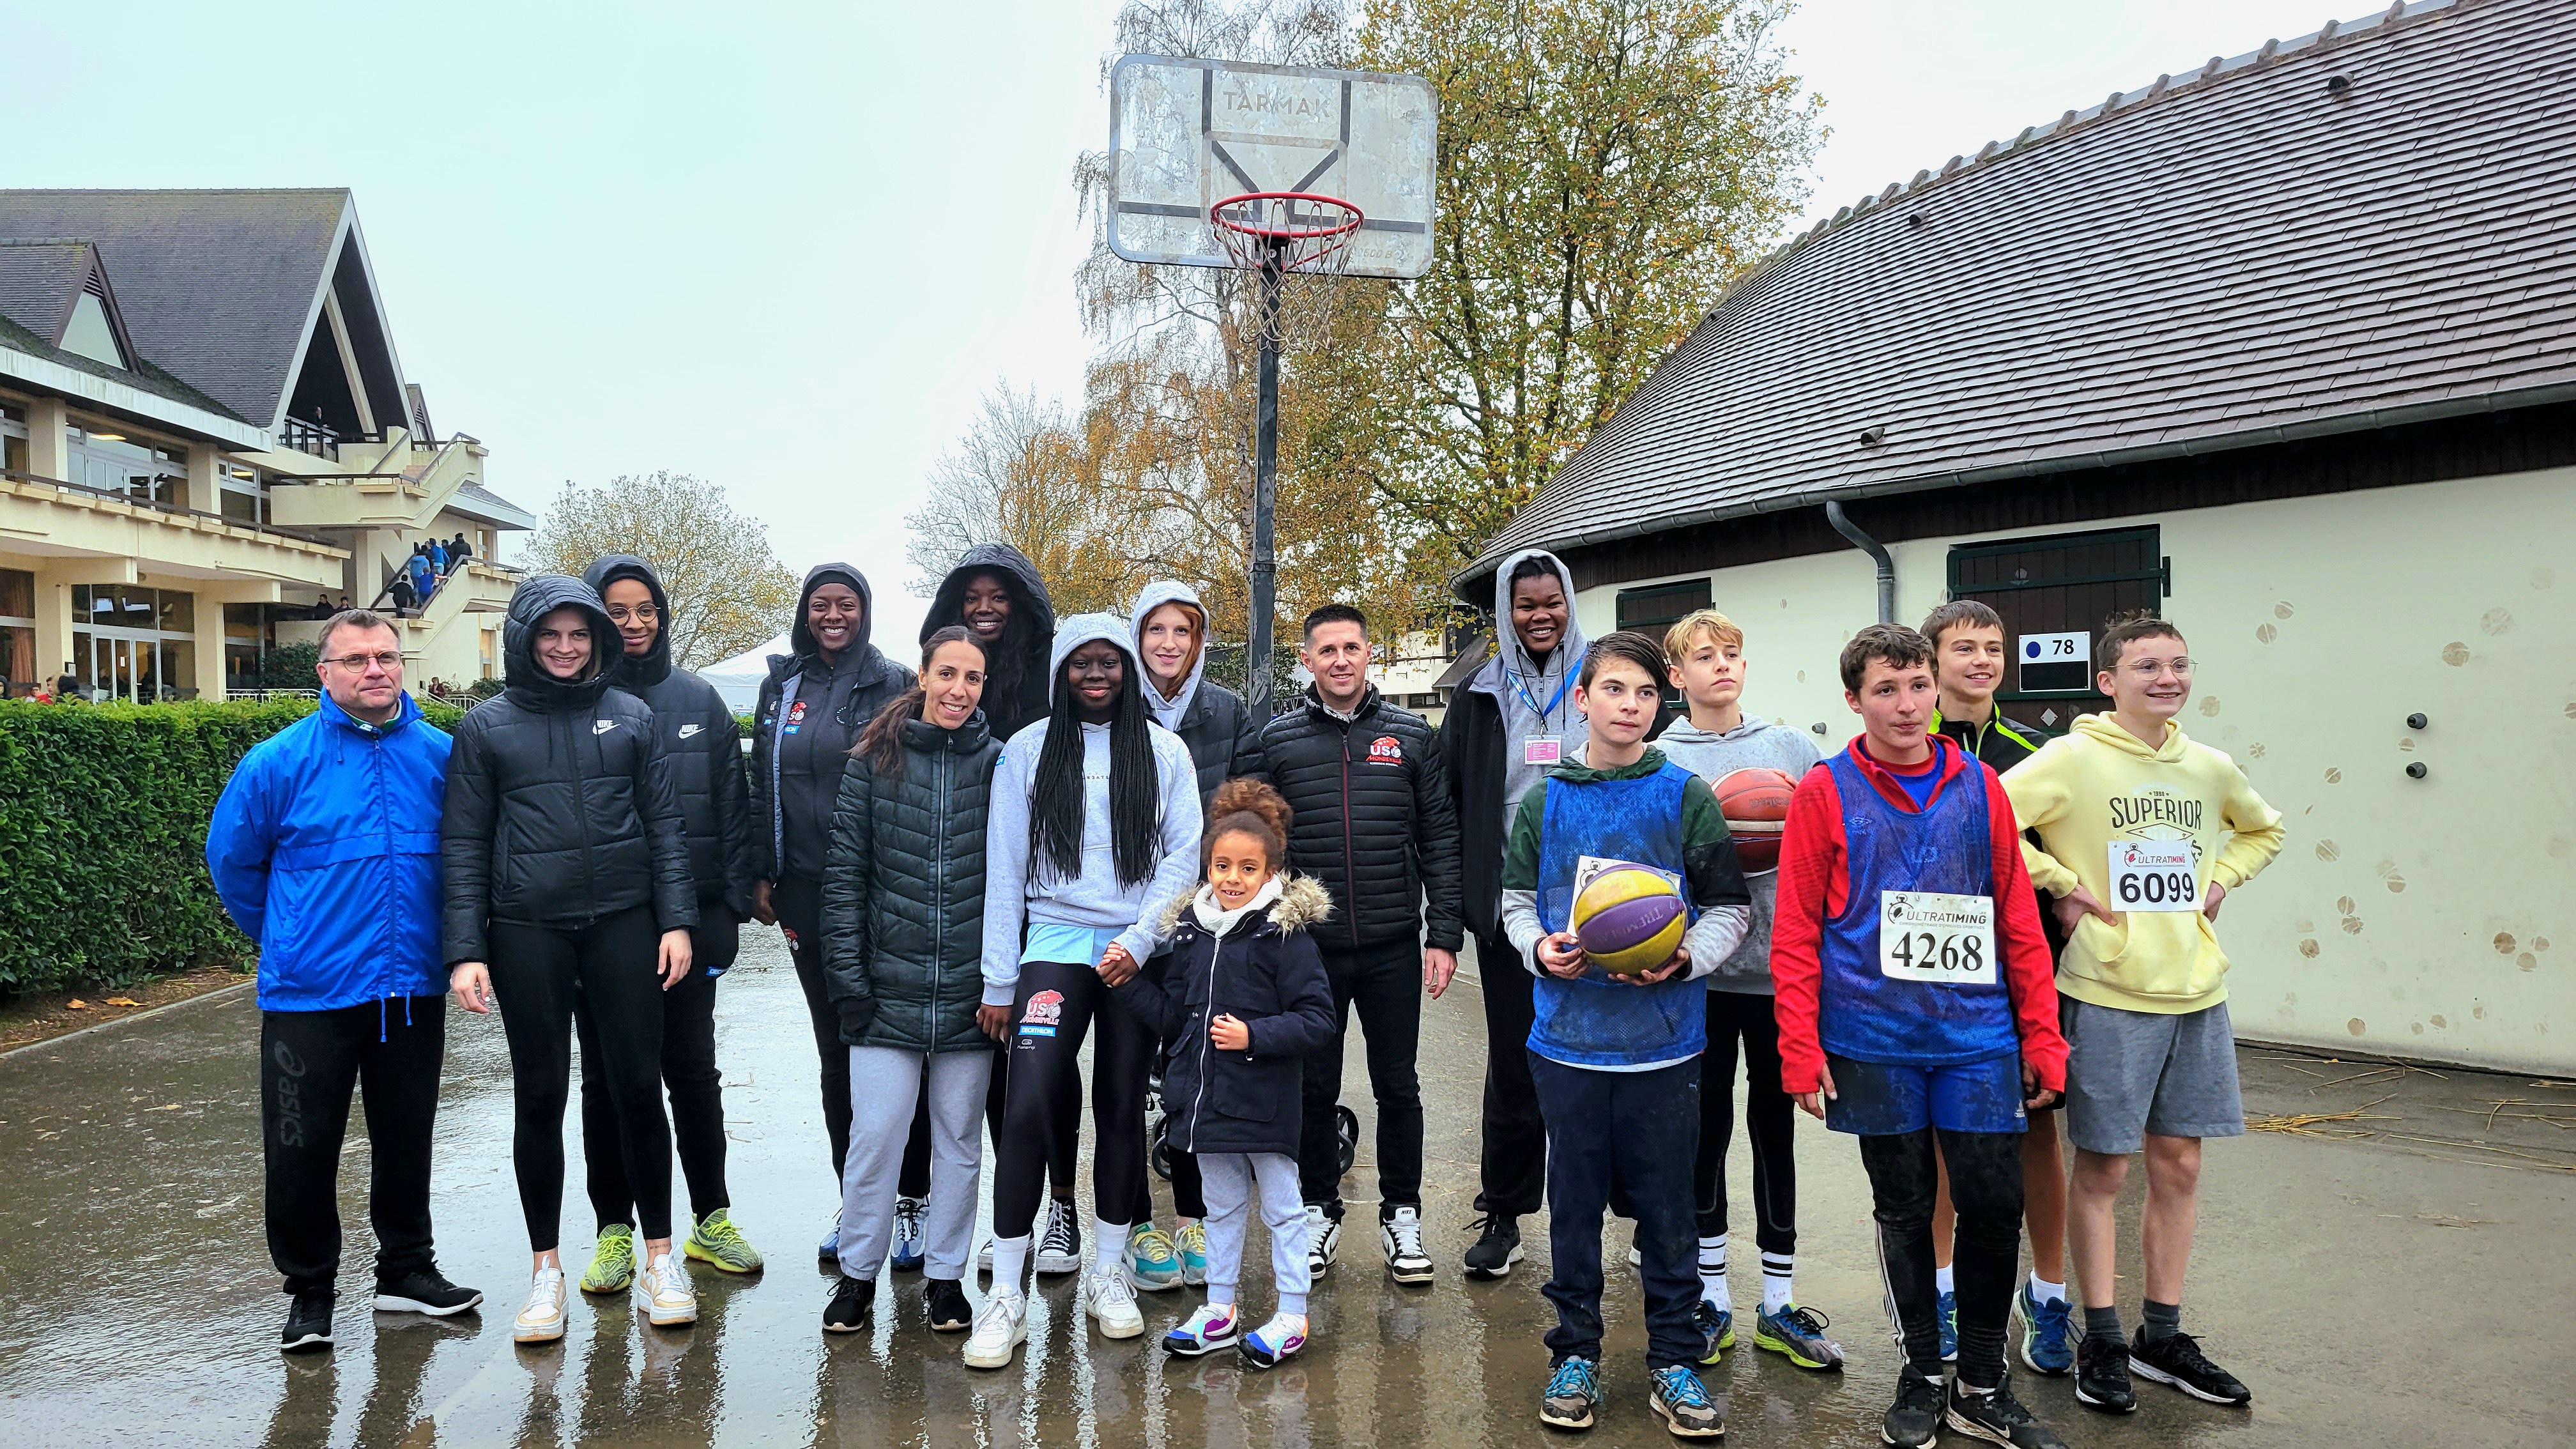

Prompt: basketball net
xmin=1209 ymin=191 xmax=1362 ymax=344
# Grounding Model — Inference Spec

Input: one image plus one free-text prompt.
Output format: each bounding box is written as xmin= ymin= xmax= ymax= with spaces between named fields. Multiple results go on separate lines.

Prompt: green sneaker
xmin=581 ymin=1223 xmax=636 ymax=1294
xmin=684 ymin=1209 xmax=765 ymax=1275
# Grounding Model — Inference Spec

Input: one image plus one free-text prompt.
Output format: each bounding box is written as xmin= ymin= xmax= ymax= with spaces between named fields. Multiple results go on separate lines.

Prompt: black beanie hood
xmin=582 ymin=553 xmax=671 ymax=688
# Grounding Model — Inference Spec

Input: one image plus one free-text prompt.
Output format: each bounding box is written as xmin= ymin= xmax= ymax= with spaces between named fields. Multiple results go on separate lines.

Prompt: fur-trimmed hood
xmin=1158 ymin=871 xmax=1333 ymax=937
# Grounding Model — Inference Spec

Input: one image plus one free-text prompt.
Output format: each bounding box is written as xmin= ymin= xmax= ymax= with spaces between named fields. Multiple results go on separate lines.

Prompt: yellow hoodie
xmin=2002 ymin=714 xmax=2285 ymax=1015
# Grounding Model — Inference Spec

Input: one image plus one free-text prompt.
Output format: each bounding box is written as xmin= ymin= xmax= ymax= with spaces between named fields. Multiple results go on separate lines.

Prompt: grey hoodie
xmin=1653 ymin=712 xmax=1823 ymax=993
xmin=1128 ymin=579 xmax=1209 ymax=732
xmin=1466 ymin=548 xmax=1589 ymax=834
xmin=979 ymin=612 xmax=1204 ymax=1006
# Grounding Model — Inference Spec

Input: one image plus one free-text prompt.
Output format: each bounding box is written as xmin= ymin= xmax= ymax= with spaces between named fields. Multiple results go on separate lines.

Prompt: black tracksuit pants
xmin=774 ymin=873 xmax=852 ymax=1180
xmin=992 ymin=961 xmax=1156 ymax=1239
xmin=1699 ymin=988 xmax=1797 ymax=1250
xmin=1475 ymin=923 xmax=1548 ymax=1218
xmin=262 ymin=998 xmax=445 ymax=1294
xmin=1860 ymin=1126 xmax=2024 ymax=1386
xmin=1300 ymin=936 xmax=1425 ymax=1218
xmin=489 ymin=905 xmax=672 ymax=1249
xmin=576 ymin=905 xmax=739 ymax=1228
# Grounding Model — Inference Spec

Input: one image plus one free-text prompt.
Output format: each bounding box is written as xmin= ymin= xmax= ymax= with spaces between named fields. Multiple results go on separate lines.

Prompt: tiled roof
xmin=0 ymin=241 xmax=96 ymax=344
xmin=0 ymin=300 xmax=248 ymax=426
xmin=449 ymin=482 xmax=538 ymax=532
xmin=0 ymin=189 xmax=351 ymax=432
xmin=1458 ymin=0 xmax=2576 ymax=598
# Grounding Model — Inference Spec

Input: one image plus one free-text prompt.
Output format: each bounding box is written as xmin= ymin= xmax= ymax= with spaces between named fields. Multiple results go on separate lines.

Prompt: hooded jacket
xmin=1259 ymin=683 xmax=1465 ymax=952
xmin=978 ymin=613 xmax=1204 ymax=1006
xmin=751 ymin=563 xmax=915 ymax=882
xmin=208 ymin=689 xmax=450 ymax=1012
xmin=440 ymin=575 xmax=697 ymax=965
xmin=922 ymin=543 xmax=1057 ymax=744
xmin=819 ymin=710 xmax=1002 ymax=1054
xmin=1655 ymin=713 xmax=1825 ymax=993
xmin=583 ymin=555 xmax=756 ymax=914
xmin=1113 ymin=873 xmax=1337 ymax=1158
xmin=2001 ymin=714 xmax=2286 ymax=1015
xmin=1128 ymin=580 xmax=1264 ymax=809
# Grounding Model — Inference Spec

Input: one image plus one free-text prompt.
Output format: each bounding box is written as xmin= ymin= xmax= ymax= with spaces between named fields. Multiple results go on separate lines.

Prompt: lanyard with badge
xmin=1880 ymin=890 xmax=1997 ymax=985
xmin=2108 ymin=839 xmax=2199 ymax=911
xmin=1515 ymin=668 xmax=1573 ymax=765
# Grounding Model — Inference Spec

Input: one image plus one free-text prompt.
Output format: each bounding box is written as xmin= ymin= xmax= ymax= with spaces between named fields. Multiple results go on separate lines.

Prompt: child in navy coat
xmin=1114 ymin=778 xmax=1335 ymax=1368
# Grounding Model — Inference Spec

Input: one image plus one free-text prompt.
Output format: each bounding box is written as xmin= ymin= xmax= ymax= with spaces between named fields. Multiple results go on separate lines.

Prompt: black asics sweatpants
xmin=1860 ymin=1126 xmax=2023 ymax=1386
xmin=577 ymin=905 xmax=739 ymax=1229
xmin=991 ymin=961 xmax=1156 ymax=1239
xmin=262 ymin=997 xmax=445 ymax=1294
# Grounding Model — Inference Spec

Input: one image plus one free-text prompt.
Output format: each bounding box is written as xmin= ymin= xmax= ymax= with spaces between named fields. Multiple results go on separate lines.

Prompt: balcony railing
xmin=1 ymin=466 xmax=342 ymax=549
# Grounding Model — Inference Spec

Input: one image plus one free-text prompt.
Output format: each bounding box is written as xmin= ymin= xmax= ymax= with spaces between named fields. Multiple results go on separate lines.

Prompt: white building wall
xmin=1578 ymin=466 xmax=2576 ymax=1072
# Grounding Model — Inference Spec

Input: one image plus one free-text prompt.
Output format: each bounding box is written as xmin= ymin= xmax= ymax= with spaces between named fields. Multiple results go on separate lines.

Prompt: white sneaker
xmin=962 ymin=1289 xmax=1027 ymax=1369
xmin=1084 ymin=1263 xmax=1144 ymax=1339
xmin=1305 ymin=1204 xmax=1342 ymax=1277
xmin=636 ymin=1252 xmax=698 ymax=1327
xmin=1035 ymin=1200 xmax=1082 ymax=1275
xmin=1381 ymin=1206 xmax=1434 ymax=1284
xmin=514 ymin=1266 xmax=568 ymax=1344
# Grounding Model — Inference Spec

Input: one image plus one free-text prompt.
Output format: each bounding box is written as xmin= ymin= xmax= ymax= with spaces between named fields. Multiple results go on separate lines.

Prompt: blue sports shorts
xmin=1821 ymin=1052 xmax=2027 ymax=1137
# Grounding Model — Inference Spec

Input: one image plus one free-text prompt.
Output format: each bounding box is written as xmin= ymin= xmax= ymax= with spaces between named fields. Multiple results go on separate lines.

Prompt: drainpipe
xmin=1825 ymin=500 xmax=1895 ymax=624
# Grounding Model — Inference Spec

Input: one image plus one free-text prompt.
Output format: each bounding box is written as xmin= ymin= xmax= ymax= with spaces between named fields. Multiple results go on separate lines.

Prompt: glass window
xmin=0 ymin=567 xmax=31 ymax=620
xmin=61 ymin=293 xmax=126 ymax=369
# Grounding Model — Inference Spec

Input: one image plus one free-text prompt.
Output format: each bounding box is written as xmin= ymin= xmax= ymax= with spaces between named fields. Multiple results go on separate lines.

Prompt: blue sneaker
xmin=1162 ymin=1303 xmax=1239 ymax=1357
xmin=888 ymin=1197 xmax=926 ymax=1272
xmin=2017 ymin=1282 xmax=2075 ymax=1376
xmin=1754 ymin=1302 xmax=1844 ymax=1371
xmin=1692 ymin=1300 xmax=1735 ymax=1365
xmin=1937 ymin=1289 xmax=1959 ymax=1362
xmin=1648 ymin=1364 xmax=1724 ymax=1438
xmin=817 ymin=1220 xmax=841 ymax=1263
xmin=1239 ymin=1311 xmax=1307 ymax=1369
xmin=1540 ymin=1356 xmax=1600 ymax=1430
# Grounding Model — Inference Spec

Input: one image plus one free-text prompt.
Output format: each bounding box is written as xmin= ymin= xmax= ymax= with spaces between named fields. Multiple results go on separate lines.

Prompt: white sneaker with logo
xmin=1382 ymin=1206 xmax=1434 ymax=1284
xmin=962 ymin=1289 xmax=1027 ymax=1369
xmin=514 ymin=1266 xmax=569 ymax=1343
xmin=1084 ymin=1263 xmax=1145 ymax=1339
xmin=636 ymin=1252 xmax=698 ymax=1327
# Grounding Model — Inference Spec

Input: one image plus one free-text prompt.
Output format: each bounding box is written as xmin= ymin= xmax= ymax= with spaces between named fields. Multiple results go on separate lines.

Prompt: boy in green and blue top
xmin=1498 ymin=631 xmax=1752 ymax=1439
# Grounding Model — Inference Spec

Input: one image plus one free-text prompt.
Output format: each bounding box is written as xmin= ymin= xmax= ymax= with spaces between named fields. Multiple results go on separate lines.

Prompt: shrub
xmin=259 ymin=643 xmax=321 ymax=689
xmin=0 ymin=694 xmax=463 ymax=995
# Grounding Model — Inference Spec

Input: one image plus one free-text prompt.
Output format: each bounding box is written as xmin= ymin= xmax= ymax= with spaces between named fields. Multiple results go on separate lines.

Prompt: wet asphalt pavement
xmin=1 ymin=926 xmax=2568 ymax=1448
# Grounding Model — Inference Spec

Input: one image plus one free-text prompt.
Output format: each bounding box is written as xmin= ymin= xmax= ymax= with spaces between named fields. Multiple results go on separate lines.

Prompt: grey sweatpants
xmin=1200 ymin=1151 xmax=1310 ymax=1315
xmin=839 ymin=1045 xmax=991 ymax=1281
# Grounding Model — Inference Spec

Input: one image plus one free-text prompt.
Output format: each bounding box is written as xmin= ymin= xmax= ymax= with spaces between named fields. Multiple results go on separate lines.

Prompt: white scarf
xmin=1190 ymin=873 xmax=1283 ymax=937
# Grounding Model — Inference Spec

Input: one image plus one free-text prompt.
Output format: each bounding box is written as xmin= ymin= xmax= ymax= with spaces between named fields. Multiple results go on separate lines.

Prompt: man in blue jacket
xmin=208 ymin=609 xmax=481 ymax=1353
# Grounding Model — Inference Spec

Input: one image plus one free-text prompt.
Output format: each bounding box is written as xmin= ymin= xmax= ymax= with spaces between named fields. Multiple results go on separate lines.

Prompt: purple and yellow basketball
xmin=1570 ymin=864 xmax=1687 ymax=976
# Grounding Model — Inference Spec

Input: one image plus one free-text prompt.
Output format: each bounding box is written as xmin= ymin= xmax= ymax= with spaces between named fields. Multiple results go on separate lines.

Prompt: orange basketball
xmin=1714 ymin=767 xmax=1798 ymax=875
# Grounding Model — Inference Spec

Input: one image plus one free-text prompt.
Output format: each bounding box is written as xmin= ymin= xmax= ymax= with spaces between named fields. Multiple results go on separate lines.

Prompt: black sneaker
xmin=2073 ymin=1334 xmax=2138 ymax=1414
xmin=1946 ymin=1377 xmax=2067 ymax=1448
xmin=280 ymin=1288 xmax=334 ymax=1354
xmin=2129 ymin=1328 xmax=2252 ymax=1406
xmin=821 ymin=1275 xmax=875 ymax=1334
xmin=924 ymin=1276 xmax=972 ymax=1333
xmin=1880 ymin=1367 xmax=1945 ymax=1447
xmin=372 ymin=1268 xmax=484 ymax=1317
xmin=1463 ymin=1213 xmax=1524 ymax=1280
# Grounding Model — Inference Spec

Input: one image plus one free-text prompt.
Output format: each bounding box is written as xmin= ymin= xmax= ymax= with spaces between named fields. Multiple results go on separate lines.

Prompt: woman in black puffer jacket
xmin=442 ymin=574 xmax=700 ymax=1339
xmin=814 ymin=626 xmax=1005 ymax=1334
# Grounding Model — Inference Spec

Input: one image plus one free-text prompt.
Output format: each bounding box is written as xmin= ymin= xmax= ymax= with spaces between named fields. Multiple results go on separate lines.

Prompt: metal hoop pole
xmin=1248 ymin=242 xmax=1284 ymax=719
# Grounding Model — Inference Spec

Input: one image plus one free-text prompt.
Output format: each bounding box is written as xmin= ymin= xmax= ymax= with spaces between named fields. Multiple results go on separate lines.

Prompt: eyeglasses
xmin=2119 ymin=657 xmax=2193 ymax=679
xmin=325 ymin=652 xmax=403 ymax=673
xmin=605 ymin=604 xmax=659 ymax=624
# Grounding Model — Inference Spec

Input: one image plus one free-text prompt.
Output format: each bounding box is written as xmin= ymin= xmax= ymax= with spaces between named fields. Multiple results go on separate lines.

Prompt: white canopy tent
xmin=700 ymin=632 xmax=788 ymax=713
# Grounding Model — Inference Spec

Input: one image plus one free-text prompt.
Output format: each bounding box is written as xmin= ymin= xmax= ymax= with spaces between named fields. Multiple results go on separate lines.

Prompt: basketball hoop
xmin=1209 ymin=191 xmax=1365 ymax=277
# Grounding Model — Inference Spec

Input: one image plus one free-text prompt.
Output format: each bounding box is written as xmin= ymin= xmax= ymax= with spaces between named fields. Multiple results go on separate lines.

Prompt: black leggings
xmin=773 ymin=874 xmax=851 ymax=1179
xmin=1859 ymin=1126 xmax=2024 ymax=1385
xmin=1699 ymin=989 xmax=1797 ymax=1249
xmin=489 ymin=906 xmax=671 ymax=1249
xmin=577 ymin=907 xmax=738 ymax=1227
xmin=992 ymin=960 xmax=1156 ymax=1239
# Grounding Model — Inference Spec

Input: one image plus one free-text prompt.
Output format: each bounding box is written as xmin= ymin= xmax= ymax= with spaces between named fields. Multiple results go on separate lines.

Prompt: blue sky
xmin=8 ymin=0 xmax=2356 ymax=648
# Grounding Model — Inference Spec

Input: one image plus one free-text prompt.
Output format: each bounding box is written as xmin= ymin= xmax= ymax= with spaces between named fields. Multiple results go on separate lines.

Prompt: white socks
xmin=1698 ymin=1234 xmax=1730 ymax=1310
xmin=2030 ymin=1272 xmax=2067 ymax=1305
xmin=1935 ymin=1264 xmax=1956 ymax=1295
xmin=1094 ymin=1218 xmax=1128 ymax=1276
xmin=990 ymin=1234 xmax=1031 ymax=1293
xmin=1761 ymin=1252 xmax=1795 ymax=1314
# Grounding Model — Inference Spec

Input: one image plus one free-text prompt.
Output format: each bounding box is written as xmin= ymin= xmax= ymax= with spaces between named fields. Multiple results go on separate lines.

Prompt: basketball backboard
xmin=1107 ymin=54 xmax=1437 ymax=280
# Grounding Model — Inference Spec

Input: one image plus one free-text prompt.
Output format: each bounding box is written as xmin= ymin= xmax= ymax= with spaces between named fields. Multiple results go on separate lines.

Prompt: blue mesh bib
xmin=1529 ymin=762 xmax=1707 ymax=1068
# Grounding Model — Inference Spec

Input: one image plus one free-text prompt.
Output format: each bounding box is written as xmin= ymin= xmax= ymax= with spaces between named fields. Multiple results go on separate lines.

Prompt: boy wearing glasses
xmin=2000 ymin=613 xmax=2283 ymax=1414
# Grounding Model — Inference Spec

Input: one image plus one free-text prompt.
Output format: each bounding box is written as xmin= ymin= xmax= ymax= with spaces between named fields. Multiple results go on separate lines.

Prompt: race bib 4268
xmin=1878 ymin=891 xmax=1997 ymax=985
xmin=2108 ymin=840 xmax=2199 ymax=912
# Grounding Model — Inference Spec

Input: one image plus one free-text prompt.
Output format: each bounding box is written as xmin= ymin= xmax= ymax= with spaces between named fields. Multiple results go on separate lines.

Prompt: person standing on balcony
xmin=750 ymin=564 xmax=916 ymax=1262
xmin=569 ymin=555 xmax=765 ymax=1291
xmin=207 ymin=608 xmax=483 ymax=1354
xmin=442 ymin=575 xmax=702 ymax=1342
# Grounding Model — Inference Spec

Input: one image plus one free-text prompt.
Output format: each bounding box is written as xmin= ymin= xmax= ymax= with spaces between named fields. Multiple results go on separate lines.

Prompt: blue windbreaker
xmin=206 ymin=692 xmax=451 ymax=1011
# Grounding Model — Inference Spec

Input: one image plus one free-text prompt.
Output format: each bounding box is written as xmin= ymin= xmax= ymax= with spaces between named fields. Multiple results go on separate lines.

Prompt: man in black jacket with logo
xmin=1257 ymin=603 xmax=1464 ymax=1285
xmin=574 ymin=555 xmax=764 ymax=1284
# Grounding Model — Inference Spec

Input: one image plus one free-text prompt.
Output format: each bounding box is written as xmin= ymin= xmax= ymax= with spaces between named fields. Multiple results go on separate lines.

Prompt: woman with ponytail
xmin=960 ymin=615 xmax=1202 ymax=1369
xmin=814 ymin=627 xmax=1004 ymax=1337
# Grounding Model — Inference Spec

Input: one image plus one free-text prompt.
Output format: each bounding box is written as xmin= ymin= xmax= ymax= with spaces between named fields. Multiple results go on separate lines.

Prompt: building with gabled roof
xmin=0 ymin=188 xmax=533 ymax=700
xmin=1449 ymin=0 xmax=2574 ymax=1071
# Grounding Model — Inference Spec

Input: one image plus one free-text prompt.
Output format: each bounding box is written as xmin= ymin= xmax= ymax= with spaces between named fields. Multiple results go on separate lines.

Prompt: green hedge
xmin=0 ymin=696 xmax=468 ymax=994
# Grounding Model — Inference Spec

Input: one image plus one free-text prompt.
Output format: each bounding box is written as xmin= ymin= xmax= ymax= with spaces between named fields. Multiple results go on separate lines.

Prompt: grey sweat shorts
xmin=2060 ymin=997 xmax=2245 ymax=1155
